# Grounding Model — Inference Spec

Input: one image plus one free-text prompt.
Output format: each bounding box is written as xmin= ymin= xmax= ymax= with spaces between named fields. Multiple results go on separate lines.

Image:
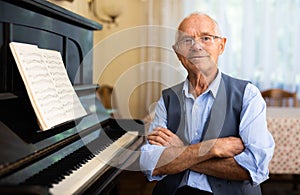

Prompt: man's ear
xmin=172 ymin=45 xmax=177 ymax=53
xmin=172 ymin=44 xmax=181 ymax=59
xmin=219 ymin=37 xmax=227 ymax=55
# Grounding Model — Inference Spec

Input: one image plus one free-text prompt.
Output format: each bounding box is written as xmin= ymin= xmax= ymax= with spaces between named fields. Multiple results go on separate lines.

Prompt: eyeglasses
xmin=176 ymin=35 xmax=223 ymax=50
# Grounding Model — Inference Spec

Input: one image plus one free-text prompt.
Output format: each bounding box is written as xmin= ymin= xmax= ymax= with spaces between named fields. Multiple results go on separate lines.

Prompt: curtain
xmin=140 ymin=0 xmax=300 ymax=118
xmin=139 ymin=0 xmax=187 ymax=119
xmin=184 ymin=0 xmax=300 ymax=93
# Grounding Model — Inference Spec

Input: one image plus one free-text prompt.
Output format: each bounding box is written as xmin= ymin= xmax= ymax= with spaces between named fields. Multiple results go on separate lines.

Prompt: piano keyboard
xmin=49 ymin=131 xmax=138 ymax=194
xmin=23 ymin=131 xmax=138 ymax=194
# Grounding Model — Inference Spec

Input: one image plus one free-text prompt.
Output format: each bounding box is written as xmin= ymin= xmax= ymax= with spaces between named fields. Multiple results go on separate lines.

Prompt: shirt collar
xmin=209 ymin=70 xmax=221 ymax=98
xmin=182 ymin=70 xmax=221 ymax=99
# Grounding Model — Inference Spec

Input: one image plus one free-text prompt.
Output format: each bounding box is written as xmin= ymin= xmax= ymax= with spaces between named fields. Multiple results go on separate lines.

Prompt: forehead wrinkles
xmin=177 ymin=14 xmax=219 ymax=39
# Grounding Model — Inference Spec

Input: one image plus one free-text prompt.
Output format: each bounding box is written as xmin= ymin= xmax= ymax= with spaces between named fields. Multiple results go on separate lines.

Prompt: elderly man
xmin=140 ymin=12 xmax=275 ymax=195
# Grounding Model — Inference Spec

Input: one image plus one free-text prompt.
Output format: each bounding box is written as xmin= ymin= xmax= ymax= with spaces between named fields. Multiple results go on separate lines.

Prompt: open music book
xmin=9 ymin=42 xmax=87 ymax=131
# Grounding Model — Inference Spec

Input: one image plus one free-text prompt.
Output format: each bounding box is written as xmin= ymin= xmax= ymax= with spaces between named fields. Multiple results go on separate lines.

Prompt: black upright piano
xmin=0 ymin=0 xmax=144 ymax=194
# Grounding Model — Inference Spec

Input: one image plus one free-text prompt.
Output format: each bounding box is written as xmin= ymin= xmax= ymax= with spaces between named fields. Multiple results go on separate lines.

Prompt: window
xmin=184 ymin=0 xmax=300 ymax=95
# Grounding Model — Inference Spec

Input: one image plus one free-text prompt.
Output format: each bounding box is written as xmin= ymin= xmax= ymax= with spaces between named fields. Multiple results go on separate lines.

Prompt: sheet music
xmin=9 ymin=42 xmax=87 ymax=130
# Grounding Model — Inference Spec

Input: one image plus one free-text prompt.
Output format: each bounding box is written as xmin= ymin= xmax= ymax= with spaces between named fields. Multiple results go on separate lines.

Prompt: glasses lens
xmin=176 ymin=35 xmax=221 ymax=50
xmin=178 ymin=37 xmax=194 ymax=50
xmin=200 ymin=36 xmax=214 ymax=44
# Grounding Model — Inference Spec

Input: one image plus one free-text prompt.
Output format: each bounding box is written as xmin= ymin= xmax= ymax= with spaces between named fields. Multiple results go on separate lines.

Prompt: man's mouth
xmin=188 ymin=55 xmax=208 ymax=59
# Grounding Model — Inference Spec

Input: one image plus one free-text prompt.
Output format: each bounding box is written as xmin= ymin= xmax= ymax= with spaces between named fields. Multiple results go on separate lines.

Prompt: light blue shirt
xmin=140 ymin=71 xmax=275 ymax=192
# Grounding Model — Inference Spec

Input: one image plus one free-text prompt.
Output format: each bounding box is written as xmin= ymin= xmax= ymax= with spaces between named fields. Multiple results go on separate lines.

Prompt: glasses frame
xmin=175 ymin=34 xmax=223 ymax=50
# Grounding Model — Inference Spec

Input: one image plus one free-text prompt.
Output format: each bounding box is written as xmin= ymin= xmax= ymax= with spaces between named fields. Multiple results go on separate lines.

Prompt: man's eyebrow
xmin=177 ymin=35 xmax=193 ymax=40
xmin=180 ymin=35 xmax=192 ymax=38
xmin=199 ymin=32 xmax=212 ymax=36
xmin=179 ymin=32 xmax=214 ymax=39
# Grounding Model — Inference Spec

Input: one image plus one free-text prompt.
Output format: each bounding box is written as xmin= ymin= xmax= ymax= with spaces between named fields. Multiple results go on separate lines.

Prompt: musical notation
xmin=9 ymin=42 xmax=87 ymax=130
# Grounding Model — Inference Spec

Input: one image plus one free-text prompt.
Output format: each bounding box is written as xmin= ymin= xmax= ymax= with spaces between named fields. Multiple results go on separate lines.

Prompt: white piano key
xmin=49 ymin=131 xmax=138 ymax=195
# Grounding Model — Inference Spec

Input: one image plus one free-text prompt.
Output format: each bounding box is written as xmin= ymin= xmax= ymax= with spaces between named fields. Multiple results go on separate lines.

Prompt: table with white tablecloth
xmin=266 ymin=107 xmax=300 ymax=174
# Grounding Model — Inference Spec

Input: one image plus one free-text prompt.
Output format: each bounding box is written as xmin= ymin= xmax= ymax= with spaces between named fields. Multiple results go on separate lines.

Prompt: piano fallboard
xmin=0 ymin=1 xmax=145 ymax=194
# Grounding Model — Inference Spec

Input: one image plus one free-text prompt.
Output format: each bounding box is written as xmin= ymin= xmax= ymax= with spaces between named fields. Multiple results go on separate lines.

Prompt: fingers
xmin=148 ymin=139 xmax=164 ymax=146
xmin=227 ymin=137 xmax=245 ymax=150
xmin=219 ymin=137 xmax=245 ymax=157
xmin=148 ymin=127 xmax=185 ymax=147
xmin=147 ymin=127 xmax=172 ymax=146
xmin=205 ymin=137 xmax=245 ymax=158
xmin=153 ymin=127 xmax=174 ymax=136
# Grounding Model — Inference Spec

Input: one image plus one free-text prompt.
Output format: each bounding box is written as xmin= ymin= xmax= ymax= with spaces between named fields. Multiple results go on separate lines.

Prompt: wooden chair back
xmin=261 ymin=88 xmax=298 ymax=107
xmin=97 ymin=85 xmax=114 ymax=109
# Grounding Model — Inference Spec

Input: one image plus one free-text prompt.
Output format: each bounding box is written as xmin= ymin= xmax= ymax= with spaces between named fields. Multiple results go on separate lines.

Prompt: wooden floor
xmin=114 ymin=171 xmax=300 ymax=195
xmin=116 ymin=171 xmax=156 ymax=195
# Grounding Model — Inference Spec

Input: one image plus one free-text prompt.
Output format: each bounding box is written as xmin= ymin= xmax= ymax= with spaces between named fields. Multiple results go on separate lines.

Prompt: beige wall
xmin=48 ymin=0 xmax=149 ymax=119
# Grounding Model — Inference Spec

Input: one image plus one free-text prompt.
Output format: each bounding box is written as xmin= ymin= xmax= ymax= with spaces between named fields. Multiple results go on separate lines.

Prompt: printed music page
xmin=9 ymin=42 xmax=87 ymax=130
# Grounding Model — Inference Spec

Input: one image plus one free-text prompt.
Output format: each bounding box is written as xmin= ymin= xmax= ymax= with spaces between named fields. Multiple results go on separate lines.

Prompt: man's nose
xmin=191 ymin=40 xmax=204 ymax=50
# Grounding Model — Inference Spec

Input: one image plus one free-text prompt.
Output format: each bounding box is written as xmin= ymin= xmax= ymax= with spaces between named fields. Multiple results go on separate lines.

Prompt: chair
xmin=96 ymin=84 xmax=119 ymax=117
xmin=261 ymin=88 xmax=298 ymax=107
xmin=97 ymin=85 xmax=114 ymax=109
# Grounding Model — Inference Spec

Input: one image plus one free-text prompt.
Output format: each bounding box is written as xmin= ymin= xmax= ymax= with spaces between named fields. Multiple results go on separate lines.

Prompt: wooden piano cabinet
xmin=0 ymin=0 xmax=102 ymax=135
xmin=0 ymin=1 xmax=145 ymax=194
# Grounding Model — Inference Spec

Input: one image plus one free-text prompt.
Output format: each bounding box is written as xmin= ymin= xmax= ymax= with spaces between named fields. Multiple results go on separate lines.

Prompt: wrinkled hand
xmin=147 ymin=127 xmax=184 ymax=147
xmin=202 ymin=137 xmax=245 ymax=158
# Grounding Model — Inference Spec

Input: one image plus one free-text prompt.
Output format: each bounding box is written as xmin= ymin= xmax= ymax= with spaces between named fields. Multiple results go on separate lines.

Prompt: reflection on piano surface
xmin=0 ymin=0 xmax=144 ymax=194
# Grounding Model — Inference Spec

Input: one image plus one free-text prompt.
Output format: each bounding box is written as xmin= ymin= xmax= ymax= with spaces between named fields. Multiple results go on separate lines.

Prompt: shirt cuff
xmin=234 ymin=145 xmax=273 ymax=185
xmin=140 ymin=144 xmax=166 ymax=181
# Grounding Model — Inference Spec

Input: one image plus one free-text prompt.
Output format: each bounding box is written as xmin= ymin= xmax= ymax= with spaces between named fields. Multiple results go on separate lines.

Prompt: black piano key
xmin=23 ymin=145 xmax=91 ymax=187
xmin=22 ymin=130 xmax=125 ymax=187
